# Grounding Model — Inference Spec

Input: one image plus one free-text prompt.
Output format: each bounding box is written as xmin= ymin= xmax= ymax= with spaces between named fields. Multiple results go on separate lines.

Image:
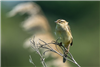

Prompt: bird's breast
xmin=56 ymin=24 xmax=72 ymax=40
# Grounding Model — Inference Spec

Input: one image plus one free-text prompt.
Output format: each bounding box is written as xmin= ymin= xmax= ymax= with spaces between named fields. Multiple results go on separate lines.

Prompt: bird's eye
xmin=59 ymin=21 xmax=63 ymax=23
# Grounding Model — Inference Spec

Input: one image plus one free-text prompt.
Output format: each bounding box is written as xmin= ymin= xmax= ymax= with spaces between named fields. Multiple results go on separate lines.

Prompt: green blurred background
xmin=1 ymin=1 xmax=99 ymax=67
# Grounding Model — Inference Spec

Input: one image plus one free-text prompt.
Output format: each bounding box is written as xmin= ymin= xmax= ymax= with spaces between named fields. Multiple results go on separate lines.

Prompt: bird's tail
xmin=63 ymin=54 xmax=67 ymax=63
xmin=63 ymin=47 xmax=69 ymax=63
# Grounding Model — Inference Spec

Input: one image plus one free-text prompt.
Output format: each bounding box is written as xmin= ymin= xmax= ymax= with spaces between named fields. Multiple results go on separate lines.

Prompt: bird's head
xmin=55 ymin=19 xmax=68 ymax=26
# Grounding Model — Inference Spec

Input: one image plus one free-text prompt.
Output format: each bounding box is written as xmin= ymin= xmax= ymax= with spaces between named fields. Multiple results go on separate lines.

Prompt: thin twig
xmin=29 ymin=55 xmax=36 ymax=67
xmin=29 ymin=37 xmax=47 ymax=67
xmin=30 ymin=36 xmax=81 ymax=67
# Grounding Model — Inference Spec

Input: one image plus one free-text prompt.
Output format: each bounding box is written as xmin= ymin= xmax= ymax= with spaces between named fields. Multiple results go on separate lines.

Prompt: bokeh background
xmin=1 ymin=1 xmax=99 ymax=67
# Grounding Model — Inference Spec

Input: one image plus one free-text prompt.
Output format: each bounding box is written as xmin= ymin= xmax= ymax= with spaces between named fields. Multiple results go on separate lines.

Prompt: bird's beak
xmin=55 ymin=21 xmax=57 ymax=23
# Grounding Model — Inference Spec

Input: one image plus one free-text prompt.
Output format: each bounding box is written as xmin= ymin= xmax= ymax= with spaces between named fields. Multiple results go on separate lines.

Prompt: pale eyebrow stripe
xmin=61 ymin=20 xmax=65 ymax=22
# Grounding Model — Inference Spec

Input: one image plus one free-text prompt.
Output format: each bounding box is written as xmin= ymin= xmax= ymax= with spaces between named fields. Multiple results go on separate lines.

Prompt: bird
xmin=55 ymin=19 xmax=73 ymax=63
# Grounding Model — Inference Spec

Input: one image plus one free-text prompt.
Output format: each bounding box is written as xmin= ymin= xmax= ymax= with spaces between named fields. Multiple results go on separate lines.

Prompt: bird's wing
xmin=67 ymin=25 xmax=73 ymax=46
xmin=67 ymin=25 xmax=72 ymax=34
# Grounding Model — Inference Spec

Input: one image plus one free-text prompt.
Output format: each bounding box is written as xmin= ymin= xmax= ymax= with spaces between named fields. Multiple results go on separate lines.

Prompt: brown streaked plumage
xmin=55 ymin=19 xmax=73 ymax=63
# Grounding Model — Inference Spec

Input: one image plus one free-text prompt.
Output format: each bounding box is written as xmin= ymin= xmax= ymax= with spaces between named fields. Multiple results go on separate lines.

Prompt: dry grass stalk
xmin=8 ymin=2 xmax=74 ymax=67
